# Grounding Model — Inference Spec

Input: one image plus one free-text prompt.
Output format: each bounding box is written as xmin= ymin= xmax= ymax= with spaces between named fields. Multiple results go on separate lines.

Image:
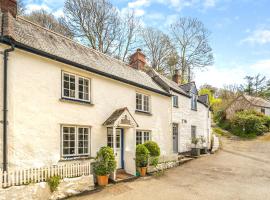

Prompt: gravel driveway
xmin=70 ymin=135 xmax=270 ymax=200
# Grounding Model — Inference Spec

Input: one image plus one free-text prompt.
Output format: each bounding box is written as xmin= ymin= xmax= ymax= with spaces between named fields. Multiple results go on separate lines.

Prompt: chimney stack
xmin=129 ymin=49 xmax=146 ymax=70
xmin=0 ymin=0 xmax=17 ymax=18
xmin=172 ymin=69 xmax=181 ymax=85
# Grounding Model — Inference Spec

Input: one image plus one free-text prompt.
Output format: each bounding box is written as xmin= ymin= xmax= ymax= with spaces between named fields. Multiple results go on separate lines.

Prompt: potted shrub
xmin=200 ymin=136 xmax=208 ymax=154
xmin=94 ymin=146 xmax=116 ymax=186
xmin=191 ymin=137 xmax=200 ymax=157
xmin=136 ymin=144 xmax=150 ymax=177
xmin=144 ymin=141 xmax=161 ymax=173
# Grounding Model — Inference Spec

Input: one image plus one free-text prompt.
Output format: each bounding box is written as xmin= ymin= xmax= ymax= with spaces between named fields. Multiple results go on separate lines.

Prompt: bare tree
xmin=141 ymin=27 xmax=175 ymax=74
xmin=64 ymin=0 xmax=139 ymax=61
xmin=24 ymin=9 xmax=73 ymax=38
xmin=114 ymin=11 xmax=140 ymax=61
xmin=170 ymin=17 xmax=214 ymax=83
xmin=17 ymin=0 xmax=25 ymax=15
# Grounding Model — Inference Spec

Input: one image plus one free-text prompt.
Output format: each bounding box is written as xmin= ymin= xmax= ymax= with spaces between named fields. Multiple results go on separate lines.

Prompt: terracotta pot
xmin=97 ymin=175 xmax=109 ymax=186
xmin=139 ymin=167 xmax=147 ymax=177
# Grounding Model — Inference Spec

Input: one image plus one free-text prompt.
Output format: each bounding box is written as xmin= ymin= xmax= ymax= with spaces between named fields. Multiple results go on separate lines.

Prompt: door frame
xmin=107 ymin=128 xmax=124 ymax=169
xmin=172 ymin=123 xmax=179 ymax=153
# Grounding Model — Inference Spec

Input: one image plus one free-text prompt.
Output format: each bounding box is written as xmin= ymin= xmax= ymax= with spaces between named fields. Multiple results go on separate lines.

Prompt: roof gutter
xmin=0 ymin=37 xmax=171 ymax=97
xmin=1 ymin=38 xmax=15 ymax=172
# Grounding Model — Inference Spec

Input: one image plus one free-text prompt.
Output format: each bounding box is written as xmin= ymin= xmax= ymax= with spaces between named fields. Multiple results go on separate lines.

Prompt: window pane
xmin=78 ymin=78 xmax=90 ymax=101
xmin=62 ymin=126 xmax=76 ymax=156
xmin=78 ymin=127 xmax=89 ymax=155
xmin=144 ymin=132 xmax=151 ymax=142
xmin=136 ymin=131 xmax=142 ymax=145
xmin=136 ymin=93 xmax=142 ymax=110
xmin=143 ymin=95 xmax=149 ymax=112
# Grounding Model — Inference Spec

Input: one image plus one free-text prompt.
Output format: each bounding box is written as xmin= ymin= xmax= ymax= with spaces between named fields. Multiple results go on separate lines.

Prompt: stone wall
xmin=0 ymin=175 xmax=94 ymax=200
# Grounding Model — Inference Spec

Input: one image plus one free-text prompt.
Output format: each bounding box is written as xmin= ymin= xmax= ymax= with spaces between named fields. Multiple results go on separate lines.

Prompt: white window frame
xmin=136 ymin=92 xmax=151 ymax=113
xmin=136 ymin=130 xmax=152 ymax=145
xmin=62 ymin=71 xmax=91 ymax=103
xmin=61 ymin=125 xmax=91 ymax=158
xmin=173 ymin=95 xmax=179 ymax=108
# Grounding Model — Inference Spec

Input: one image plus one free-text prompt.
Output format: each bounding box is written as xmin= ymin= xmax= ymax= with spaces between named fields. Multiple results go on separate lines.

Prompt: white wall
xmin=3 ymin=46 xmax=172 ymax=170
xmin=171 ymin=91 xmax=210 ymax=153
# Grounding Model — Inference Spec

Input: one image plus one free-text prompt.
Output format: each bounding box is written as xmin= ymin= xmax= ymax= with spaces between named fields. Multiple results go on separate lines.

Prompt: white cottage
xmin=0 ymin=0 xmax=211 ymax=177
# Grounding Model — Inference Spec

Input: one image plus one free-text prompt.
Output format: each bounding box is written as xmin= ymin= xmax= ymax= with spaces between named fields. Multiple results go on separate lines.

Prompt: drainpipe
xmin=2 ymin=41 xmax=15 ymax=172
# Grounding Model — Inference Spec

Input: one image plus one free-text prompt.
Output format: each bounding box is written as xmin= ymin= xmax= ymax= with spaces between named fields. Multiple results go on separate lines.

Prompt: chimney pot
xmin=129 ymin=49 xmax=146 ymax=70
xmin=0 ymin=0 xmax=17 ymax=17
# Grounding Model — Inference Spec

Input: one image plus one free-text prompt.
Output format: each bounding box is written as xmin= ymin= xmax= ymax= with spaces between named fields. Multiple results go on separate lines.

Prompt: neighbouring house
xmin=147 ymin=70 xmax=211 ymax=153
xmin=226 ymin=94 xmax=270 ymax=119
xmin=0 ymin=0 xmax=211 ymax=178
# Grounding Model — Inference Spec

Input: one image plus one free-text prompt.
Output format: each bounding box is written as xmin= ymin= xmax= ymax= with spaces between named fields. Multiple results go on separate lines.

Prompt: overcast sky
xmin=22 ymin=0 xmax=270 ymax=88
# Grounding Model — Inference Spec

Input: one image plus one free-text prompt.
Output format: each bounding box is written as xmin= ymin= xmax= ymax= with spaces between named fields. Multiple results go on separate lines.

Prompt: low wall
xmin=0 ymin=175 xmax=95 ymax=200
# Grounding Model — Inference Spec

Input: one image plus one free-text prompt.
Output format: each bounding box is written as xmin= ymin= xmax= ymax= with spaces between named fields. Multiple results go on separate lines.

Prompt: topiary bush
xmin=143 ymin=141 xmax=160 ymax=157
xmin=230 ymin=110 xmax=268 ymax=138
xmin=93 ymin=146 xmax=116 ymax=176
xmin=136 ymin=144 xmax=150 ymax=167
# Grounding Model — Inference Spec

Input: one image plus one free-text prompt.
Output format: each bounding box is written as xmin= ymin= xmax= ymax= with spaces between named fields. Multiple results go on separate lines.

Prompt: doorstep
xmin=111 ymin=169 xmax=138 ymax=183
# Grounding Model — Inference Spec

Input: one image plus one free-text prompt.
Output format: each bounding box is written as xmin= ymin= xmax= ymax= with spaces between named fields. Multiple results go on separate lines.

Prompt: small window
xmin=136 ymin=131 xmax=151 ymax=145
xmin=62 ymin=72 xmax=90 ymax=102
xmin=107 ymin=128 xmax=121 ymax=148
xmin=191 ymin=94 xmax=197 ymax=110
xmin=191 ymin=126 xmax=196 ymax=139
xmin=62 ymin=125 xmax=90 ymax=157
xmin=136 ymin=93 xmax=150 ymax=113
xmin=173 ymin=95 xmax=178 ymax=107
xmin=261 ymin=108 xmax=266 ymax=114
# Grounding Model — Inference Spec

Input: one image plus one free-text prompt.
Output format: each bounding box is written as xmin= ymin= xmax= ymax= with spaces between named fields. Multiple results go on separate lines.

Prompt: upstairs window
xmin=62 ymin=72 xmax=90 ymax=102
xmin=136 ymin=131 xmax=151 ymax=145
xmin=261 ymin=108 xmax=266 ymax=114
xmin=191 ymin=93 xmax=197 ymax=110
xmin=136 ymin=93 xmax=150 ymax=113
xmin=173 ymin=95 xmax=179 ymax=108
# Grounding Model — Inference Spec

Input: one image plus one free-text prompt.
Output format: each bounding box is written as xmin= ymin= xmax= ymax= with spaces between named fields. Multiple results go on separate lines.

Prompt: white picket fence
xmin=0 ymin=162 xmax=92 ymax=188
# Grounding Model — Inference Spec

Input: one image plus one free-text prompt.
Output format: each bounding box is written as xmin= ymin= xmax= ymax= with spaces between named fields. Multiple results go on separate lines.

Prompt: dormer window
xmin=191 ymin=93 xmax=197 ymax=111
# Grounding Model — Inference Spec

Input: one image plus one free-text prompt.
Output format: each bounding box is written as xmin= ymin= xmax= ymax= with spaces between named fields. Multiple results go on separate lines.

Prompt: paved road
xmin=71 ymin=135 xmax=270 ymax=200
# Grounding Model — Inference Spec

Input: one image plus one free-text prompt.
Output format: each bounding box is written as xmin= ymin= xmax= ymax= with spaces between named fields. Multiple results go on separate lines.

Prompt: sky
xmin=21 ymin=0 xmax=270 ymax=88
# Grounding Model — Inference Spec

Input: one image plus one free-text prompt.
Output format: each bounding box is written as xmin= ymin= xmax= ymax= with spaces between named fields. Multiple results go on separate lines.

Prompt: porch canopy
xmin=103 ymin=107 xmax=138 ymax=128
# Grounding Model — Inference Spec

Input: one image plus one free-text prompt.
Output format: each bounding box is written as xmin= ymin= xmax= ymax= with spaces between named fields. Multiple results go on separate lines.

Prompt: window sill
xmin=135 ymin=110 xmax=152 ymax=116
xmin=59 ymin=98 xmax=94 ymax=106
xmin=191 ymin=108 xmax=197 ymax=111
xmin=173 ymin=105 xmax=179 ymax=108
xmin=59 ymin=156 xmax=95 ymax=162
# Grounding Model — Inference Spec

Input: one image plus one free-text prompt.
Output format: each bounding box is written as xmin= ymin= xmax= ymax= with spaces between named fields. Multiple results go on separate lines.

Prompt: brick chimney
xmin=129 ymin=49 xmax=146 ymax=70
xmin=172 ymin=69 xmax=181 ymax=84
xmin=0 ymin=0 xmax=17 ymax=17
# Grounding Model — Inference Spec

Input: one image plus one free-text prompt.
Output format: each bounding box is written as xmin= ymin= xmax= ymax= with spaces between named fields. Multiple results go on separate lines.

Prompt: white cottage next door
xmin=107 ymin=128 xmax=124 ymax=169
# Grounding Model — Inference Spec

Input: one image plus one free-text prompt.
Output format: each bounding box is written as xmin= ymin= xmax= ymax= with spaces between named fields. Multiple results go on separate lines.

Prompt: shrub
xmin=47 ymin=176 xmax=61 ymax=192
xmin=230 ymin=110 xmax=268 ymax=138
xmin=214 ymin=109 xmax=226 ymax=124
xmin=136 ymin=144 xmax=150 ymax=167
xmin=143 ymin=141 xmax=160 ymax=157
xmin=191 ymin=137 xmax=199 ymax=147
xmin=94 ymin=146 xmax=116 ymax=176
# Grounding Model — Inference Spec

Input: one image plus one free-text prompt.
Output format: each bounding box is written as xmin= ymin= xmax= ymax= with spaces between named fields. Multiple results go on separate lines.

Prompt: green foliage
xmin=199 ymin=88 xmax=222 ymax=110
xmin=94 ymin=146 xmax=116 ymax=176
xmin=143 ymin=141 xmax=160 ymax=157
xmin=149 ymin=156 xmax=159 ymax=167
xmin=136 ymin=144 xmax=150 ymax=167
xmin=191 ymin=137 xmax=199 ymax=147
xmin=213 ymin=127 xmax=232 ymax=137
xmin=47 ymin=176 xmax=61 ymax=192
xmin=230 ymin=110 xmax=268 ymax=138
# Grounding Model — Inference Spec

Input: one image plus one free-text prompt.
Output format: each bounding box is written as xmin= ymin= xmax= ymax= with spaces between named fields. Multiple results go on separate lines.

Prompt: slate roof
xmin=243 ymin=95 xmax=270 ymax=108
xmin=198 ymin=94 xmax=209 ymax=105
xmin=179 ymin=82 xmax=197 ymax=94
xmin=0 ymin=13 xmax=169 ymax=96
